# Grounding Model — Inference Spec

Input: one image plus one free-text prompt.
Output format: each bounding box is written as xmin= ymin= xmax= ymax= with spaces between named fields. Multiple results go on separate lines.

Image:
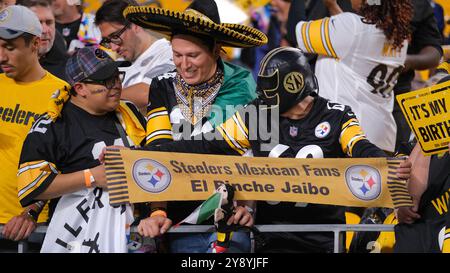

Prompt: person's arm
xmin=323 ymin=0 xmax=343 ymax=16
xmin=34 ymin=165 xmax=107 ymax=200
xmin=395 ymin=143 xmax=428 ymax=224
xmin=120 ymin=82 xmax=150 ymax=110
xmin=294 ymin=11 xmax=357 ymax=60
xmin=17 ymin=115 xmax=107 ymax=206
xmin=137 ymin=201 xmax=172 ymax=238
xmin=403 ymin=46 xmax=442 ymax=72
xmin=138 ymin=109 xmax=254 ymax=237
xmin=406 ymin=143 xmax=430 ymax=208
xmin=404 ymin=3 xmax=443 ymax=72
xmin=1 ymin=201 xmax=46 ymax=241
xmin=286 ymin=0 xmax=306 ymax=47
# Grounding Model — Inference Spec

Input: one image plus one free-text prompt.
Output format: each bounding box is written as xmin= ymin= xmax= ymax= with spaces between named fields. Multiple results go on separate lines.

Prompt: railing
xmin=0 ymin=224 xmax=395 ymax=253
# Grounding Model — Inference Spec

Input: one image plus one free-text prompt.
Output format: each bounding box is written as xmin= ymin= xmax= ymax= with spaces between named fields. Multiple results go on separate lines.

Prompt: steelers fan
xmin=134 ymin=47 xmax=411 ymax=253
xmin=16 ymin=47 xmax=146 ymax=253
xmin=394 ymin=75 xmax=450 ymax=253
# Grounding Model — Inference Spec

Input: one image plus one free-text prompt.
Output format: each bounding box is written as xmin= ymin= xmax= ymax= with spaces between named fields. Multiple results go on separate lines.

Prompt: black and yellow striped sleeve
xmin=436 ymin=61 xmax=450 ymax=75
xmin=216 ymin=111 xmax=251 ymax=155
xmin=146 ymin=106 xmax=173 ymax=145
xmin=340 ymin=117 xmax=367 ymax=156
xmin=295 ymin=17 xmax=338 ymax=59
xmin=339 ymin=108 xmax=386 ymax=158
xmin=443 ymin=227 xmax=450 ymax=253
xmin=145 ymin=111 xmax=251 ymax=156
xmin=17 ymin=160 xmax=59 ymax=207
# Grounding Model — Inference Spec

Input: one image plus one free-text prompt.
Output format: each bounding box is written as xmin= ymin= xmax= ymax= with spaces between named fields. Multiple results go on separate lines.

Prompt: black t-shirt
xmin=40 ymin=31 xmax=69 ymax=82
xmin=56 ymin=17 xmax=82 ymax=49
xmin=394 ymin=0 xmax=443 ymax=94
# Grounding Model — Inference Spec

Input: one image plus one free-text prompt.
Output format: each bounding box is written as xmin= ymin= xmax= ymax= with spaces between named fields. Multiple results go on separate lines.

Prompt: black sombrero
xmin=123 ymin=0 xmax=268 ymax=48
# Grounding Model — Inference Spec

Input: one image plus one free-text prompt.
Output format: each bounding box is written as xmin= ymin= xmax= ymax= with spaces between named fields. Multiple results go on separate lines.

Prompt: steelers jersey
xmin=394 ymin=151 xmax=450 ymax=253
xmin=436 ymin=60 xmax=450 ymax=75
xmin=17 ymin=101 xmax=145 ymax=207
xmin=0 ymin=72 xmax=69 ymax=224
xmin=145 ymin=61 xmax=256 ymax=147
xmin=295 ymin=12 xmax=408 ymax=152
xmin=150 ymin=95 xmax=386 ymax=248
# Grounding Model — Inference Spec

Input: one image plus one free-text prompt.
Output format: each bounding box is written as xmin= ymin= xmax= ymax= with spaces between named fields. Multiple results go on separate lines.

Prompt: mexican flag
xmin=175 ymin=191 xmax=223 ymax=226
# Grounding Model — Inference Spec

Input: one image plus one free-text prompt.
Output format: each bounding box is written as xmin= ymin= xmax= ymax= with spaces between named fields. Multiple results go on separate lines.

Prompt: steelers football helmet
xmin=256 ymin=47 xmax=318 ymax=113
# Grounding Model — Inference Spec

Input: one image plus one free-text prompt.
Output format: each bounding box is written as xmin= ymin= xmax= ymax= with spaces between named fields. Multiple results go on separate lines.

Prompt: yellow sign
xmin=105 ymin=149 xmax=412 ymax=209
xmin=396 ymin=81 xmax=450 ymax=156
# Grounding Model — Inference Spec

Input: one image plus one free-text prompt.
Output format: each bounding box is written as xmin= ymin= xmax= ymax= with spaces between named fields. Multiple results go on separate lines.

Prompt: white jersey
xmin=120 ymin=38 xmax=175 ymax=88
xmin=41 ymin=188 xmax=134 ymax=253
xmin=295 ymin=12 xmax=408 ymax=152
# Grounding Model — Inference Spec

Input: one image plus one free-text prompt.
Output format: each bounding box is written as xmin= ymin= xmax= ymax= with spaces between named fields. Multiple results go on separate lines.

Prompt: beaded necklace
xmin=175 ymin=68 xmax=224 ymax=125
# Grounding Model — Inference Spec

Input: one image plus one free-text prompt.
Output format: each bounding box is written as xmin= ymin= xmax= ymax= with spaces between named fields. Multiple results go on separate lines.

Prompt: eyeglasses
xmin=82 ymin=71 xmax=126 ymax=89
xmin=99 ymin=23 xmax=130 ymax=49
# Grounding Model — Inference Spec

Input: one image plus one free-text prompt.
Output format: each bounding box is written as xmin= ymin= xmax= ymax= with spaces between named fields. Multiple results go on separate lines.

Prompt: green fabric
xmin=208 ymin=60 xmax=256 ymax=127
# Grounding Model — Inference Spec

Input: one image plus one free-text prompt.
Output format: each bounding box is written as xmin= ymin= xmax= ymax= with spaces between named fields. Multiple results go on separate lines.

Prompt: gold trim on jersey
xmin=443 ymin=228 xmax=450 ymax=253
xmin=301 ymin=23 xmax=313 ymax=53
xmin=17 ymin=160 xmax=58 ymax=202
xmin=301 ymin=18 xmax=338 ymax=59
xmin=217 ymin=112 xmax=250 ymax=155
xmin=340 ymin=118 xmax=366 ymax=156
xmin=436 ymin=61 xmax=450 ymax=74
xmin=146 ymin=107 xmax=173 ymax=145
xmin=323 ymin=18 xmax=338 ymax=59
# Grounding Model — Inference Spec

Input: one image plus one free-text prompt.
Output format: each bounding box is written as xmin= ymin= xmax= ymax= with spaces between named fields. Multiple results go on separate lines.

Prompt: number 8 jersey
xmin=295 ymin=12 xmax=408 ymax=152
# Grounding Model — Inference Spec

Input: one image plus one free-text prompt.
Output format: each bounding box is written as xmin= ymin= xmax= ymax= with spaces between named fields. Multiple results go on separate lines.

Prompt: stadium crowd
xmin=0 ymin=0 xmax=449 ymax=253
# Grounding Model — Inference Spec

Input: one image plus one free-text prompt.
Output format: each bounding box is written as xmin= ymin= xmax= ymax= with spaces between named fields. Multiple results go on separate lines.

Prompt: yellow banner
xmin=396 ymin=81 xmax=450 ymax=156
xmin=105 ymin=149 xmax=412 ymax=209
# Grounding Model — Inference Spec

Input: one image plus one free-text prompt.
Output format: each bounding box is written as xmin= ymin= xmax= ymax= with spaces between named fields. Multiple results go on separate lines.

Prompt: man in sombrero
xmin=120 ymin=0 xmax=267 ymax=253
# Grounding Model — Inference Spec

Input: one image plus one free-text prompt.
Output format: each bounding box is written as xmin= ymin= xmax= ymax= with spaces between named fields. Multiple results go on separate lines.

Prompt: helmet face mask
xmin=256 ymin=47 xmax=318 ymax=113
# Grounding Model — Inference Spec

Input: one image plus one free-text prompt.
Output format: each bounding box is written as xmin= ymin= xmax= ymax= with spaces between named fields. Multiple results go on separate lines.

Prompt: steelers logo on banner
xmin=132 ymin=159 xmax=171 ymax=193
xmin=345 ymin=165 xmax=381 ymax=201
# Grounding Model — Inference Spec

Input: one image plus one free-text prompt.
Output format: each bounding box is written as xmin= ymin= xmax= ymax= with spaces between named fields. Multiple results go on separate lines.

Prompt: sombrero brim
xmin=123 ymin=6 xmax=268 ymax=48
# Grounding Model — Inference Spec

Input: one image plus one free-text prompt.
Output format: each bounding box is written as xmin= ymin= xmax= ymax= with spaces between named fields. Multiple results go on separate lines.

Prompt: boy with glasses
xmin=16 ymin=46 xmax=147 ymax=253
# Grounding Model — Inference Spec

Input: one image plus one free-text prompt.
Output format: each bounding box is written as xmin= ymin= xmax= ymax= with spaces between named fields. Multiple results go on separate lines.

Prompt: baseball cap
xmin=0 ymin=5 xmax=42 ymax=40
xmin=65 ymin=46 xmax=130 ymax=86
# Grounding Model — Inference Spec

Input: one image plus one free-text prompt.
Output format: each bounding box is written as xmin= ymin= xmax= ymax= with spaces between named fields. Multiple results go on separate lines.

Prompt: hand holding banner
xmin=105 ymin=149 xmax=412 ymax=209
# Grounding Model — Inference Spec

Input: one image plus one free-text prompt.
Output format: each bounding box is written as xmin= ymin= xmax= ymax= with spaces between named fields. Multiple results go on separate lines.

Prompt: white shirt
xmin=40 ymin=188 xmax=134 ymax=253
xmin=121 ymin=38 xmax=175 ymax=88
xmin=296 ymin=12 xmax=408 ymax=152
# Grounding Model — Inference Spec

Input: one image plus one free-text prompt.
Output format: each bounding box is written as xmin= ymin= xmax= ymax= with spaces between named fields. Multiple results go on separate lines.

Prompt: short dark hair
xmin=21 ymin=32 xmax=36 ymax=46
xmin=95 ymin=0 xmax=139 ymax=26
xmin=17 ymin=0 xmax=51 ymax=8
xmin=171 ymin=30 xmax=217 ymax=53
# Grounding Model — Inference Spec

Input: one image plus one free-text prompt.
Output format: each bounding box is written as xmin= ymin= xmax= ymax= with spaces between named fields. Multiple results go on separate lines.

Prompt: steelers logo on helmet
xmin=256 ymin=47 xmax=318 ymax=113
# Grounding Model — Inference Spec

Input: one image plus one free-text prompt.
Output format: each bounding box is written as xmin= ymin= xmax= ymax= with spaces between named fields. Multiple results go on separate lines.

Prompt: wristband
xmin=84 ymin=169 xmax=95 ymax=188
xmin=150 ymin=209 xmax=167 ymax=218
xmin=26 ymin=209 xmax=38 ymax=222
